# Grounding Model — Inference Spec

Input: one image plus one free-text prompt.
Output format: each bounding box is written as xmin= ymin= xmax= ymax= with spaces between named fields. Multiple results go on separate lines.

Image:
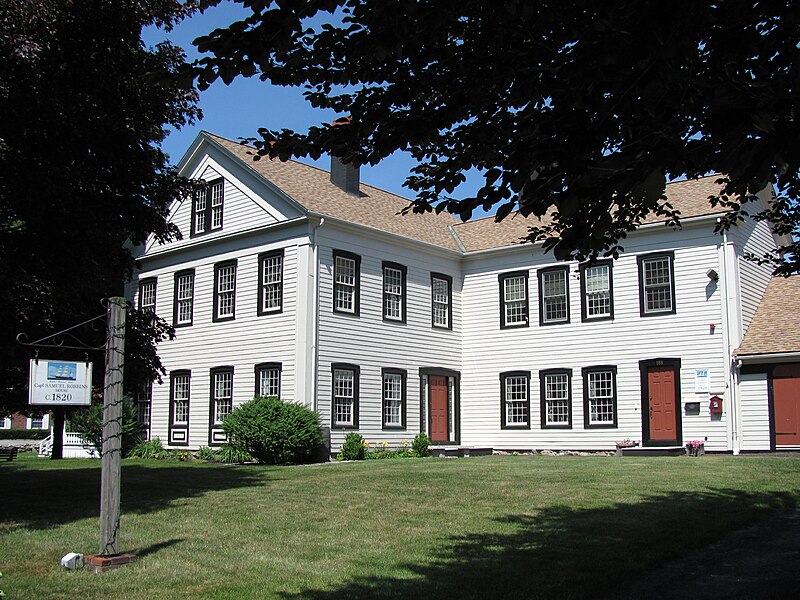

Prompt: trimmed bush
xmin=222 ymin=396 xmax=323 ymax=465
xmin=339 ymin=432 xmax=365 ymax=460
xmin=412 ymin=432 xmax=430 ymax=457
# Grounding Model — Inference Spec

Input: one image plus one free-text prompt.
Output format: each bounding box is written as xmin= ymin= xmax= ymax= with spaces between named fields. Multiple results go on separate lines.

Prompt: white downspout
xmin=311 ymin=218 xmax=325 ymax=413
xmin=719 ymin=224 xmax=741 ymax=454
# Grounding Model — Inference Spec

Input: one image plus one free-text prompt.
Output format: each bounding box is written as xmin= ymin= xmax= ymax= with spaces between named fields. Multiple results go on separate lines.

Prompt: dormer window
xmin=192 ymin=178 xmax=224 ymax=236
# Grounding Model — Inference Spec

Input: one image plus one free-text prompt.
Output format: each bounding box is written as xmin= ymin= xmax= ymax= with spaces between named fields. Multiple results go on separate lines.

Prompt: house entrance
xmin=640 ymin=359 xmax=681 ymax=446
xmin=420 ymin=368 xmax=460 ymax=445
xmin=773 ymin=364 xmax=800 ymax=447
xmin=429 ymin=376 xmax=449 ymax=443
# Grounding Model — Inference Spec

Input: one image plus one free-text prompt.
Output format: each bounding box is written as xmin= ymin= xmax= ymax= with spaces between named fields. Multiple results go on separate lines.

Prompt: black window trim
xmin=381 ymin=367 xmax=407 ymax=430
xmin=382 ymin=261 xmax=408 ymax=323
xmin=331 ymin=362 xmax=360 ymax=429
xmin=138 ymin=277 xmax=157 ymax=312
xmin=213 ymin=259 xmax=238 ymax=323
xmin=499 ymin=270 xmax=530 ymax=329
xmin=500 ymin=370 xmax=532 ymax=430
xmin=172 ymin=268 xmax=195 ymax=328
xmin=254 ymin=362 xmax=282 ymax=398
xmin=332 ymin=250 xmax=361 ymax=316
xmin=539 ymin=368 xmax=573 ymax=429
xmin=168 ymin=369 xmax=191 ymax=446
xmin=191 ymin=177 xmax=224 ymax=238
xmin=208 ymin=365 xmax=234 ymax=446
xmin=430 ymin=272 xmax=453 ymax=330
xmin=582 ymin=365 xmax=619 ymax=429
xmin=258 ymin=249 xmax=284 ymax=316
xmin=580 ymin=260 xmax=614 ymax=322
xmin=637 ymin=251 xmax=677 ymax=317
xmin=538 ymin=266 xmax=571 ymax=326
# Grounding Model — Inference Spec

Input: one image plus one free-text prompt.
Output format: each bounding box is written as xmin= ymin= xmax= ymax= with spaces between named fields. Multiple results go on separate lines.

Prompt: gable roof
xmin=736 ymin=275 xmax=800 ymax=358
xmin=202 ymin=132 xmax=741 ymax=254
xmin=451 ymin=174 xmax=730 ymax=252
xmin=204 ymin=133 xmax=461 ymax=251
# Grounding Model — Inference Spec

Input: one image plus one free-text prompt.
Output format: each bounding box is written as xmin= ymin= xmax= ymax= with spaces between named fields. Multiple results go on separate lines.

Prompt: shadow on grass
xmin=279 ymin=488 xmax=798 ymax=600
xmin=0 ymin=461 xmax=269 ymax=531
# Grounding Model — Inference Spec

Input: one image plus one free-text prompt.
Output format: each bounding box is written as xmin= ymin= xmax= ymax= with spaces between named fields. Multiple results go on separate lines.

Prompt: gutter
xmin=311 ymin=218 xmax=325 ymax=413
xmin=735 ymin=351 xmax=800 ymax=364
xmin=718 ymin=224 xmax=740 ymax=454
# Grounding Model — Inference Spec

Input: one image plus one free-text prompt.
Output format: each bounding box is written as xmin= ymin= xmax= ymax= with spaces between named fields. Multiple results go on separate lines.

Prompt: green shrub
xmin=412 ymin=432 xmax=430 ymax=457
xmin=216 ymin=444 xmax=254 ymax=464
xmin=0 ymin=429 xmax=49 ymax=440
xmin=128 ymin=437 xmax=167 ymax=460
xmin=195 ymin=446 xmax=217 ymax=461
xmin=222 ymin=396 xmax=323 ymax=464
xmin=339 ymin=432 xmax=365 ymax=460
xmin=69 ymin=400 xmax=142 ymax=457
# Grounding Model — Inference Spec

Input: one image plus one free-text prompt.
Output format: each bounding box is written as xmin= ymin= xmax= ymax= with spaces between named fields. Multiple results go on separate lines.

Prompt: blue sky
xmin=143 ymin=3 xmax=482 ymax=207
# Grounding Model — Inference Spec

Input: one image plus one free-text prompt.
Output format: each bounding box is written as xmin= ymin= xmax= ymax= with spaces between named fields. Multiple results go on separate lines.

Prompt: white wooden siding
xmin=135 ymin=225 xmax=308 ymax=449
xmin=732 ymin=194 xmax=779 ymax=335
xmin=315 ymin=225 xmax=462 ymax=452
xmin=738 ymin=373 xmax=771 ymax=450
xmin=460 ymin=224 xmax=731 ymax=451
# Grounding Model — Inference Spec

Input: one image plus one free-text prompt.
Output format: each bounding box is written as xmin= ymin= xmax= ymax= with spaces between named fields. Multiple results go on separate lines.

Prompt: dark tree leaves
xmin=191 ymin=0 xmax=800 ymax=273
xmin=0 ymin=0 xmax=200 ymax=415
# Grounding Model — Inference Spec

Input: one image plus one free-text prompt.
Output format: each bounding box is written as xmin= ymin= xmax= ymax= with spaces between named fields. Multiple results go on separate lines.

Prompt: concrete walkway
xmin=616 ymin=509 xmax=800 ymax=598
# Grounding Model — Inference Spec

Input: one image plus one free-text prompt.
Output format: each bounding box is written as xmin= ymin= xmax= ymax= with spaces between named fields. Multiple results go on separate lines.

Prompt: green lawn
xmin=1 ymin=452 xmax=799 ymax=599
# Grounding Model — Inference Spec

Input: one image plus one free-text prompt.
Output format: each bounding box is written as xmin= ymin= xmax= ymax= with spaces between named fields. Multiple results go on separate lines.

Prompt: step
xmin=429 ymin=446 xmax=493 ymax=458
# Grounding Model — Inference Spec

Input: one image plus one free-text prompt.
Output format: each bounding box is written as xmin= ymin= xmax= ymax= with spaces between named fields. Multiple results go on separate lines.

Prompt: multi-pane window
xmin=259 ymin=251 xmax=283 ymax=315
xmin=540 ymin=370 xmax=572 ymax=428
xmin=539 ymin=267 xmax=569 ymax=324
xmin=382 ymin=369 xmax=406 ymax=428
xmin=172 ymin=373 xmax=190 ymax=424
xmin=173 ymin=270 xmax=194 ymax=326
xmin=192 ymin=178 xmax=224 ymax=236
xmin=0 ymin=416 xmax=10 ymax=429
xmin=135 ymin=384 xmax=152 ymax=433
xmin=333 ymin=251 xmax=360 ymax=315
xmin=138 ymin=279 xmax=157 ymax=313
xmin=255 ymin=363 xmax=281 ymax=398
xmin=30 ymin=415 xmax=45 ymax=429
xmin=639 ymin=254 xmax=675 ymax=315
xmin=214 ymin=261 xmax=237 ymax=321
xmin=212 ymin=368 xmax=234 ymax=424
xmin=332 ymin=364 xmax=359 ymax=428
xmin=500 ymin=271 xmax=529 ymax=328
xmin=500 ymin=371 xmax=530 ymax=428
xmin=431 ymin=273 xmax=452 ymax=329
xmin=583 ymin=367 xmax=617 ymax=427
xmin=581 ymin=262 xmax=613 ymax=321
xmin=383 ymin=262 xmax=407 ymax=322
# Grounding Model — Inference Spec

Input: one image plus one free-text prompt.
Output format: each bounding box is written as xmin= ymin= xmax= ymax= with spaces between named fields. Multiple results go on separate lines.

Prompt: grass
xmin=1 ymin=452 xmax=799 ymax=599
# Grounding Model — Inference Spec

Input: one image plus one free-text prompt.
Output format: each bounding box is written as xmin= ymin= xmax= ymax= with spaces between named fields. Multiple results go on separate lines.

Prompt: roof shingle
xmin=736 ymin=275 xmax=800 ymax=357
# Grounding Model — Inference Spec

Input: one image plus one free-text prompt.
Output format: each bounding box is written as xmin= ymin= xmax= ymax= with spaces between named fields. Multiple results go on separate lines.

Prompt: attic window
xmin=192 ymin=178 xmax=224 ymax=236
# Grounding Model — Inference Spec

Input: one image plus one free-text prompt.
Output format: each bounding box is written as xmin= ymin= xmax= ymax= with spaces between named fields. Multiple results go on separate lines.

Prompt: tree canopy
xmin=0 ymin=0 xmax=199 ymax=414
xmin=192 ymin=0 xmax=800 ymax=273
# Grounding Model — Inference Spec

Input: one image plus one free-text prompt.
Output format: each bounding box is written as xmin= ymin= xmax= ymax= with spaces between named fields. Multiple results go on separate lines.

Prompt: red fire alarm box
xmin=709 ymin=395 xmax=723 ymax=414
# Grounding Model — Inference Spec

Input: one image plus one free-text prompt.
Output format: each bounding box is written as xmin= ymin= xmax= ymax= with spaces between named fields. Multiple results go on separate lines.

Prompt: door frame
xmin=419 ymin=367 xmax=460 ymax=445
xmin=769 ymin=363 xmax=800 ymax=449
xmin=639 ymin=358 xmax=682 ymax=446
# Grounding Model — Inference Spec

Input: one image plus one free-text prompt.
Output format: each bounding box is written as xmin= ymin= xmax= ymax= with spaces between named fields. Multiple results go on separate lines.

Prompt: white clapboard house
xmin=129 ymin=131 xmax=798 ymax=454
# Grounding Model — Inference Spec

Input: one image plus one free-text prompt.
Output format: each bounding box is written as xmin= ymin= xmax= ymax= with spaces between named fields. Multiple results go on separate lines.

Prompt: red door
xmin=648 ymin=366 xmax=677 ymax=442
xmin=430 ymin=376 xmax=449 ymax=443
xmin=774 ymin=364 xmax=800 ymax=447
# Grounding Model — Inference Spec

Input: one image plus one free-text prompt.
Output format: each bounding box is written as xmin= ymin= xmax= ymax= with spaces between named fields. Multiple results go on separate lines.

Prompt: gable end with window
xmin=191 ymin=177 xmax=224 ymax=237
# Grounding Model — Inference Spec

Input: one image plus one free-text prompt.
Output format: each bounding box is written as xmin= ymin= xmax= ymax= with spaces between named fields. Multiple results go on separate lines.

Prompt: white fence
xmin=38 ymin=432 xmax=99 ymax=459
